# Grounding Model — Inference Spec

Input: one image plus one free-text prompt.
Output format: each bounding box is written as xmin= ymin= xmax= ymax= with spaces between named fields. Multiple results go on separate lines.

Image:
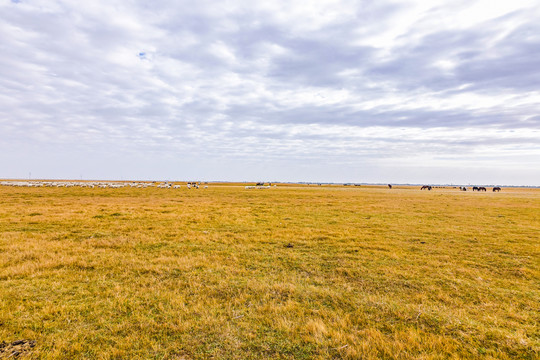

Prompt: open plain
xmin=0 ymin=184 xmax=538 ymax=359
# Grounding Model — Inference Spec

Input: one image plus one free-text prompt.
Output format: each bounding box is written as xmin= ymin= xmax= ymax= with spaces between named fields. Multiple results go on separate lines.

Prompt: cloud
xmin=0 ymin=0 xmax=539 ymax=183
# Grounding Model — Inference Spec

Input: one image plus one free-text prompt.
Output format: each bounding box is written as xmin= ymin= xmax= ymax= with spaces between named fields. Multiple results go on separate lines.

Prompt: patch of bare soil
xmin=0 ymin=340 xmax=36 ymax=359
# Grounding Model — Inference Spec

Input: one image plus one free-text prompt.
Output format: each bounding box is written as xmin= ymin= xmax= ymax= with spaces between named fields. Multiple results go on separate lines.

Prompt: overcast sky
xmin=1 ymin=0 xmax=539 ymax=184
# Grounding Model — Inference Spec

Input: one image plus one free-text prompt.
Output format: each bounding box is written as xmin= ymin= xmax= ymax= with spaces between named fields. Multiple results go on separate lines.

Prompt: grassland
xmin=0 ymin=184 xmax=538 ymax=359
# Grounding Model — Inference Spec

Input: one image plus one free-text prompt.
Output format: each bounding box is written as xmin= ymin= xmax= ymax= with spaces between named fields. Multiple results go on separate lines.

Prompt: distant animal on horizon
xmin=493 ymin=187 xmax=501 ymax=192
xmin=388 ymin=184 xmax=392 ymax=189
xmin=472 ymin=186 xmax=485 ymax=192
xmin=187 ymin=181 xmax=199 ymax=189
xmin=421 ymin=185 xmax=432 ymax=190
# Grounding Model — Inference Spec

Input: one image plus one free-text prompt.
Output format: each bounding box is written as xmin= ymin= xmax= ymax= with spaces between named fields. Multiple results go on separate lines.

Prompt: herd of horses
xmin=387 ymin=184 xmax=502 ymax=192
xmin=464 ymin=186 xmax=501 ymax=192
xmin=417 ymin=185 xmax=501 ymax=192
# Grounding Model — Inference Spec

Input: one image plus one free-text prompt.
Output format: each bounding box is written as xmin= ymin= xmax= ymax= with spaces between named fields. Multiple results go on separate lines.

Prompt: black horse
xmin=493 ymin=187 xmax=501 ymax=192
xmin=421 ymin=185 xmax=432 ymax=190
xmin=388 ymin=184 xmax=392 ymax=189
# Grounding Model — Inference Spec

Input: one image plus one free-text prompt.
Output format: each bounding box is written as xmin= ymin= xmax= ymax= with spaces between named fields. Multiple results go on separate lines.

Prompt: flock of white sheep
xmin=0 ymin=181 xmax=207 ymax=189
xmin=1 ymin=181 xmax=279 ymax=190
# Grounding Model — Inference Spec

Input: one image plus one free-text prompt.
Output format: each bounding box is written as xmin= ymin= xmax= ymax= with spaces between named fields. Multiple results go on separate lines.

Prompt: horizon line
xmin=1 ymin=178 xmax=538 ymax=188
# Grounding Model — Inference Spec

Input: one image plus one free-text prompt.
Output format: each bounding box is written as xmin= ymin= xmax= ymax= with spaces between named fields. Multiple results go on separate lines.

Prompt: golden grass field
xmin=0 ymin=184 xmax=538 ymax=359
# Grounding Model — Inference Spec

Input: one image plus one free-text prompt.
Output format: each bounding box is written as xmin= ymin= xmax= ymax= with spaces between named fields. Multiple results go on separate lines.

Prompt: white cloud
xmin=1 ymin=0 xmax=539 ymax=184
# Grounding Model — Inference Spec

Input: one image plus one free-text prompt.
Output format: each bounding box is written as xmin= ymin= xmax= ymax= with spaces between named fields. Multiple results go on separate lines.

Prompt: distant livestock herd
xmin=461 ymin=186 xmax=501 ymax=192
xmin=1 ymin=181 xmax=504 ymax=192
xmin=0 ymin=181 xmax=208 ymax=189
xmin=0 ymin=180 xmax=276 ymax=190
xmin=417 ymin=185 xmax=502 ymax=192
xmin=245 ymin=182 xmax=275 ymax=189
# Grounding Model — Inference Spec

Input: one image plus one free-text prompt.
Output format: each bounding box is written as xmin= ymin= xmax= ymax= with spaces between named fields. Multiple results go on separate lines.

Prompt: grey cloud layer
xmin=1 ymin=0 xmax=539 ymax=182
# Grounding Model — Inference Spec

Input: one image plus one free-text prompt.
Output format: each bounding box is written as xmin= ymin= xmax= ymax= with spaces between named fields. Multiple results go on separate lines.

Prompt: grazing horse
xmin=256 ymin=182 xmax=264 ymax=186
xmin=460 ymin=187 xmax=467 ymax=191
xmin=421 ymin=185 xmax=432 ymax=190
xmin=388 ymin=184 xmax=392 ymax=189
xmin=479 ymin=187 xmax=486 ymax=191
xmin=473 ymin=186 xmax=479 ymax=191
xmin=493 ymin=187 xmax=501 ymax=192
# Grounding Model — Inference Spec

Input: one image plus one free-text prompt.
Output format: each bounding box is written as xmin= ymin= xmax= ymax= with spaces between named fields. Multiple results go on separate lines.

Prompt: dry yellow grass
xmin=0 ymin=184 xmax=538 ymax=359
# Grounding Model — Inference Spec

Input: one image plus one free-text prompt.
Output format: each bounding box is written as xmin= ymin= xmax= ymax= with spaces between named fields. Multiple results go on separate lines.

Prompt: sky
xmin=1 ymin=0 xmax=539 ymax=185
